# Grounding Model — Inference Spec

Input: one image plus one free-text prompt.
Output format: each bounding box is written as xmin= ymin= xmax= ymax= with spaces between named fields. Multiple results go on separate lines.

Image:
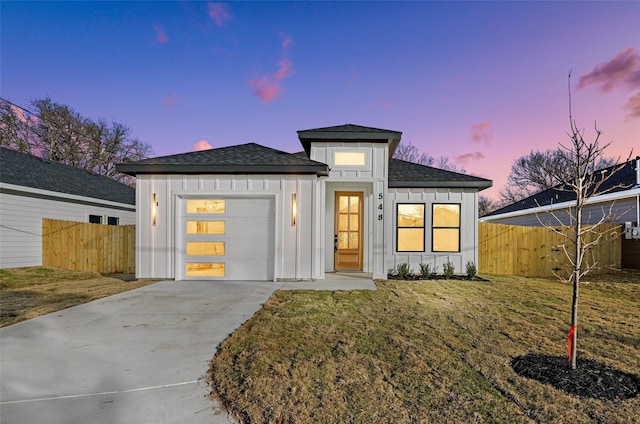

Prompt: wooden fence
xmin=478 ymin=222 xmax=622 ymax=278
xmin=42 ymin=219 xmax=135 ymax=273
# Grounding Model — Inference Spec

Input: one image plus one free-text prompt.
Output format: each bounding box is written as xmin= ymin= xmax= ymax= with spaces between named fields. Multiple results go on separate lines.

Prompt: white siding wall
xmin=135 ymin=174 xmax=319 ymax=280
xmin=0 ymin=188 xmax=135 ymax=269
xmin=386 ymin=188 xmax=479 ymax=275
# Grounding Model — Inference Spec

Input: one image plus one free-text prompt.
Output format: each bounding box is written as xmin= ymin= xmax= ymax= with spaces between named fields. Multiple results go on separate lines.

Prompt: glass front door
xmin=334 ymin=192 xmax=363 ymax=271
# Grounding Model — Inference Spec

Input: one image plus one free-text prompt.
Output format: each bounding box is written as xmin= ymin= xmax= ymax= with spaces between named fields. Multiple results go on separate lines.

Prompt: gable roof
xmin=485 ymin=158 xmax=639 ymax=217
xmin=0 ymin=147 xmax=135 ymax=205
xmin=388 ymin=158 xmax=493 ymax=190
xmin=297 ymin=124 xmax=402 ymax=157
xmin=117 ymin=142 xmax=329 ymax=176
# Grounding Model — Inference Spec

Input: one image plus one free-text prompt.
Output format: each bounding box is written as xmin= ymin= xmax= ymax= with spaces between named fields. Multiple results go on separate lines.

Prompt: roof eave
xmin=389 ymin=180 xmax=493 ymax=190
xmin=116 ymin=163 xmax=329 ymax=176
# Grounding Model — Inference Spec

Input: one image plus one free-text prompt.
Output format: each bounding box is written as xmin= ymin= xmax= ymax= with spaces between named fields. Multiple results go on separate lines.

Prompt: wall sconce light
xmin=292 ymin=193 xmax=297 ymax=226
xmin=152 ymin=193 xmax=158 ymax=226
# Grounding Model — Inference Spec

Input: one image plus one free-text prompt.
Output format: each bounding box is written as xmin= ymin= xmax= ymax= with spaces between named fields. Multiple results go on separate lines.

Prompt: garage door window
xmin=186 ymin=263 xmax=224 ymax=277
xmin=186 ymin=221 xmax=225 ymax=234
xmin=187 ymin=200 xmax=225 ymax=214
xmin=186 ymin=242 xmax=225 ymax=256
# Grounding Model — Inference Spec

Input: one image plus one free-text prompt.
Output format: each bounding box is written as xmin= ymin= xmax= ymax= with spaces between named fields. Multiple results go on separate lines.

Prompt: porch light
xmin=152 ymin=193 xmax=158 ymax=226
xmin=292 ymin=193 xmax=297 ymax=226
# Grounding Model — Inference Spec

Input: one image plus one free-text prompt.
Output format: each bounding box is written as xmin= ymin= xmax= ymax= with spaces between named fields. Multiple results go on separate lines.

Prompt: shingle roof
xmin=297 ymin=124 xmax=402 ymax=156
xmin=117 ymin=142 xmax=329 ymax=176
xmin=298 ymin=124 xmax=402 ymax=135
xmin=485 ymin=158 xmax=639 ymax=217
xmin=0 ymin=147 xmax=135 ymax=205
xmin=388 ymin=158 xmax=493 ymax=189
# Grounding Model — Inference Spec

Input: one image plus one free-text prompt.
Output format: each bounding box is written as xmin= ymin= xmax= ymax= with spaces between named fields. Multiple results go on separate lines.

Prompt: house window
xmin=334 ymin=151 xmax=365 ymax=166
xmin=432 ymin=204 xmax=460 ymax=252
xmin=89 ymin=215 xmax=102 ymax=224
xmin=186 ymin=221 xmax=225 ymax=235
xmin=107 ymin=217 xmax=119 ymax=226
xmin=396 ymin=204 xmax=425 ymax=252
xmin=187 ymin=199 xmax=225 ymax=214
xmin=186 ymin=263 xmax=224 ymax=277
xmin=186 ymin=242 xmax=225 ymax=256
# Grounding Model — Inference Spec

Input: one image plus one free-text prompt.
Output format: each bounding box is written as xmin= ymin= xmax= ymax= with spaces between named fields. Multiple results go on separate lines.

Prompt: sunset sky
xmin=2 ymin=1 xmax=639 ymax=200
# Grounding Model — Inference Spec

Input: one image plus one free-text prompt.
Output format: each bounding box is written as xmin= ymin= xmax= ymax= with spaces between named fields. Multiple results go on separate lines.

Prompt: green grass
xmin=209 ymin=273 xmax=640 ymax=423
xmin=0 ymin=267 xmax=159 ymax=327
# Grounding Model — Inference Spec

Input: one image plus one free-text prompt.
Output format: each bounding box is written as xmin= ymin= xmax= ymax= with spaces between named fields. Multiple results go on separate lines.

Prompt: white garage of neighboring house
xmin=0 ymin=147 xmax=136 ymax=269
xmin=117 ymin=124 xmax=493 ymax=281
xmin=481 ymin=157 xmax=640 ymax=270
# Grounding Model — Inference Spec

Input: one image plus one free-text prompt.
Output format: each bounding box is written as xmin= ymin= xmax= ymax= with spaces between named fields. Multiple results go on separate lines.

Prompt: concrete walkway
xmin=0 ymin=277 xmax=376 ymax=424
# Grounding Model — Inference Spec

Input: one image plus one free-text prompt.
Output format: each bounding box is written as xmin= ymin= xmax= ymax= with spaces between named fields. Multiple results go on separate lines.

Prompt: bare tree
xmin=478 ymin=194 xmax=499 ymax=217
xmin=0 ymin=100 xmax=37 ymax=154
xmin=540 ymin=73 xmax=630 ymax=369
xmin=0 ymin=97 xmax=152 ymax=184
xmin=500 ymin=149 xmax=615 ymax=204
xmin=393 ymin=140 xmax=466 ymax=173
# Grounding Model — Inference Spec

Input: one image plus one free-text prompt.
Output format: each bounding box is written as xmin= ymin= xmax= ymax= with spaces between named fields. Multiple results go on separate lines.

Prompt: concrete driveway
xmin=0 ymin=280 xmax=281 ymax=424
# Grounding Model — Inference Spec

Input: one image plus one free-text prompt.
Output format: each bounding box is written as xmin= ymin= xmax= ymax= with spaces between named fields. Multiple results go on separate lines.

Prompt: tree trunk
xmin=570 ymin=191 xmax=582 ymax=370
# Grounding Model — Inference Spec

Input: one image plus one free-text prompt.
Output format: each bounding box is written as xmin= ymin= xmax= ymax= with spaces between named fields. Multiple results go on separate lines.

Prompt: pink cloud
xmin=208 ymin=3 xmax=231 ymax=27
xmin=246 ymin=34 xmax=294 ymax=103
xmin=162 ymin=93 xmax=179 ymax=107
xmin=470 ymin=120 xmax=492 ymax=144
xmin=625 ymin=91 xmax=640 ymax=120
xmin=10 ymin=104 xmax=29 ymax=123
xmin=577 ymin=48 xmax=640 ymax=93
xmin=153 ymin=24 xmax=169 ymax=43
xmin=454 ymin=151 xmax=485 ymax=166
xmin=377 ymin=98 xmax=394 ymax=109
xmin=193 ymin=140 xmax=213 ymax=151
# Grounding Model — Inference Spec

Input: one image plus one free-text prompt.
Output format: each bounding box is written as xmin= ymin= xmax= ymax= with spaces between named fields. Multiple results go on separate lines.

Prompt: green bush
xmin=419 ymin=263 xmax=431 ymax=279
xmin=443 ymin=261 xmax=455 ymax=279
xmin=395 ymin=263 xmax=412 ymax=280
xmin=466 ymin=261 xmax=477 ymax=278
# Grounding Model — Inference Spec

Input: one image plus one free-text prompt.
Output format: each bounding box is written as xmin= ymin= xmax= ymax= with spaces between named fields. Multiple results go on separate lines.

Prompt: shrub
xmin=466 ymin=261 xmax=477 ymax=278
xmin=419 ymin=263 xmax=431 ymax=279
xmin=443 ymin=261 xmax=455 ymax=279
xmin=395 ymin=263 xmax=412 ymax=280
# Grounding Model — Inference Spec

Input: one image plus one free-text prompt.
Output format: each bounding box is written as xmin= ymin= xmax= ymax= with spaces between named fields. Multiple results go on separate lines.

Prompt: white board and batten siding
xmin=135 ymin=174 xmax=321 ymax=281
xmin=386 ymin=188 xmax=479 ymax=274
xmin=0 ymin=184 xmax=135 ymax=269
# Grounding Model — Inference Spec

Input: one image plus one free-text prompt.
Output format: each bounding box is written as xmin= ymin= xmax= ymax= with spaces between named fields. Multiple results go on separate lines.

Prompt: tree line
xmin=0 ymin=97 xmax=153 ymax=185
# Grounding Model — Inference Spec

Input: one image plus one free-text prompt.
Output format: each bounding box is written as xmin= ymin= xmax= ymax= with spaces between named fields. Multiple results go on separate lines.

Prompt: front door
xmin=334 ymin=192 xmax=363 ymax=271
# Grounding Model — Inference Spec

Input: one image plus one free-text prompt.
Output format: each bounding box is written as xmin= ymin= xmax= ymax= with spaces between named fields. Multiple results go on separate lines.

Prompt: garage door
xmin=181 ymin=197 xmax=274 ymax=280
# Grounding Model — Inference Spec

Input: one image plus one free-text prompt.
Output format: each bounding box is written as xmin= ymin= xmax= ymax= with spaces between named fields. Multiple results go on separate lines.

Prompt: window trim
xmin=431 ymin=203 xmax=461 ymax=252
xmin=396 ymin=203 xmax=426 ymax=252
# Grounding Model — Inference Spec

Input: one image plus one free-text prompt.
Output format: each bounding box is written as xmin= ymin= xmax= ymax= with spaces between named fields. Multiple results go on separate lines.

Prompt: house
xmin=481 ymin=157 xmax=640 ymax=269
xmin=116 ymin=124 xmax=492 ymax=281
xmin=0 ymin=147 xmax=136 ymax=269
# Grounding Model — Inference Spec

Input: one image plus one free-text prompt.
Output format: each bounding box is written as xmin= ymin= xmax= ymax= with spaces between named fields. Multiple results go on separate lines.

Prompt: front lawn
xmin=0 ymin=267 xmax=159 ymax=327
xmin=209 ymin=273 xmax=640 ymax=423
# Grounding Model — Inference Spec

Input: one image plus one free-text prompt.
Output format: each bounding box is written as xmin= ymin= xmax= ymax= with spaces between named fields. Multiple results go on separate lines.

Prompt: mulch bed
xmin=387 ymin=274 xmax=490 ymax=281
xmin=511 ymin=354 xmax=640 ymax=401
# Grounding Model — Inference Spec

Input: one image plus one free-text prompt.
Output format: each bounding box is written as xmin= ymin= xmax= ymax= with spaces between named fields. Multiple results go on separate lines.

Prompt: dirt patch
xmin=511 ymin=354 xmax=640 ymax=401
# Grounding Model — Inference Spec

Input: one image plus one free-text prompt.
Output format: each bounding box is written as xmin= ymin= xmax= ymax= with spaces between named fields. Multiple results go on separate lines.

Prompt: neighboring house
xmin=117 ymin=124 xmax=492 ymax=281
xmin=0 ymin=147 xmax=136 ymax=269
xmin=481 ymin=157 xmax=640 ymax=269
